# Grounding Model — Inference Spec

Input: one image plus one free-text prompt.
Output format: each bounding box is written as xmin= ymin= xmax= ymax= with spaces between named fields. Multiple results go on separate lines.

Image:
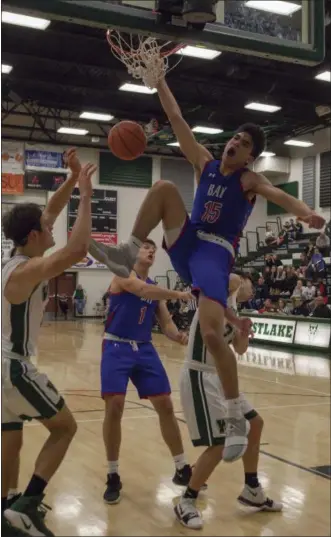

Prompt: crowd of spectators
xmin=224 ymin=0 xmax=300 ymax=41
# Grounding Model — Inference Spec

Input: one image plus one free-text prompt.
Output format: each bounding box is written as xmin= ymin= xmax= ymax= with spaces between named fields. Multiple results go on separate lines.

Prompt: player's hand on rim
xmin=78 ymin=163 xmax=96 ymax=198
xmin=66 ymin=147 xmax=82 ymax=176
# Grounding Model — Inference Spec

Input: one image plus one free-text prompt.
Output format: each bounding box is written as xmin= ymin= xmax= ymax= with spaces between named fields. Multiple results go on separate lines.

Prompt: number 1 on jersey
xmin=138 ymin=306 xmax=147 ymax=325
xmin=201 ymin=201 xmax=222 ymax=224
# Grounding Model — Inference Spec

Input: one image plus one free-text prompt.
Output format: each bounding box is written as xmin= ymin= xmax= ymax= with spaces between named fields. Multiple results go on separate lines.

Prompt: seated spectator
xmin=259 ymin=298 xmax=278 ymax=314
xmin=291 ymin=279 xmax=307 ymax=299
xmin=273 ymin=254 xmax=282 ymax=267
xmin=265 ymin=254 xmax=274 ymax=268
xmin=265 ymin=224 xmax=276 ymax=245
xmin=310 ymin=296 xmax=331 ymax=319
xmin=302 ymin=280 xmax=316 ymax=301
xmin=275 ymin=265 xmax=286 ymax=282
xmin=277 ymin=298 xmax=291 ymax=315
xmin=305 ymin=240 xmax=315 ymax=261
xmin=291 ymin=297 xmax=310 ymax=317
xmin=315 ymin=231 xmax=330 ymax=256
xmin=73 ymin=284 xmax=87 ymax=315
xmin=306 ymin=247 xmax=326 ymax=280
xmin=316 ymin=278 xmax=327 ymax=298
xmin=294 ymin=218 xmax=303 ymax=238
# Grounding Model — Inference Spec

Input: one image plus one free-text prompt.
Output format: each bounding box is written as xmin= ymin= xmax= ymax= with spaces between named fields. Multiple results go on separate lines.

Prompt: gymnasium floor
xmin=22 ymin=320 xmax=330 ymax=536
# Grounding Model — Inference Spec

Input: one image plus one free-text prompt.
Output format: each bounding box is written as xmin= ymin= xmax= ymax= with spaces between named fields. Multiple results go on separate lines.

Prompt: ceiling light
xmin=167 ymin=142 xmax=180 ymax=146
xmin=245 ymin=1 xmax=301 ymax=16
xmin=57 ymin=127 xmax=88 ymax=136
xmin=176 ymin=46 xmax=221 ymax=60
xmin=245 ymin=102 xmax=281 ymax=113
xmin=192 ymin=126 xmax=223 ymax=134
xmin=284 ymin=140 xmax=314 ymax=147
xmin=2 ymin=64 xmax=13 ymax=74
xmin=261 ymin=151 xmax=276 ymax=157
xmin=2 ymin=11 xmax=50 ymax=30
xmin=315 ymin=71 xmax=331 ymax=82
xmin=80 ymin=112 xmax=114 ymax=121
xmin=119 ymin=83 xmax=157 ymax=94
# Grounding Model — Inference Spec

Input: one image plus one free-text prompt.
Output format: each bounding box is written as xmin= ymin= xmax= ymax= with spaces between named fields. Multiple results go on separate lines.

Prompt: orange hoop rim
xmin=106 ymin=29 xmax=185 ymax=58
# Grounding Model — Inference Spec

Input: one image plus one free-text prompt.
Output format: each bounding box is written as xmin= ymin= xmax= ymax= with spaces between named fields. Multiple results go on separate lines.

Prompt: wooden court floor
xmin=20 ymin=320 xmax=330 ymax=536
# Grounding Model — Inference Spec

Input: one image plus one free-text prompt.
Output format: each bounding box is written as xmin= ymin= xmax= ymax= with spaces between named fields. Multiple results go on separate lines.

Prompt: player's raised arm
xmin=245 ymin=172 xmax=325 ymax=229
xmin=4 ymin=163 xmax=96 ymax=305
xmin=156 ymin=78 xmax=212 ymax=174
xmin=115 ymin=274 xmax=194 ymax=302
xmin=43 ymin=148 xmax=82 ymax=226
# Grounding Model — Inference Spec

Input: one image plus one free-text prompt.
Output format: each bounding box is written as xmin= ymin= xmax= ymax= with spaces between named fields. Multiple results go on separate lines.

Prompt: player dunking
xmin=2 ymin=151 xmax=95 ymax=537
xmin=89 ymin=77 xmax=325 ymax=464
xmin=91 ymin=238 xmax=196 ymax=503
xmin=175 ymin=272 xmax=282 ymax=529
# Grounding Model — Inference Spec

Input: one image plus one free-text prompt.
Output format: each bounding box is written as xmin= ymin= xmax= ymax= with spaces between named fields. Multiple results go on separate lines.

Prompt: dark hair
xmin=236 ymin=123 xmax=266 ymax=159
xmin=144 ymin=238 xmax=157 ymax=248
xmin=2 ymin=203 xmax=42 ymax=246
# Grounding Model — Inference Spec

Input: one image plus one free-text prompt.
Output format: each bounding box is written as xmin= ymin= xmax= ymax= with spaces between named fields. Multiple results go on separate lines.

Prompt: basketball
xmin=108 ymin=121 xmax=147 ymax=160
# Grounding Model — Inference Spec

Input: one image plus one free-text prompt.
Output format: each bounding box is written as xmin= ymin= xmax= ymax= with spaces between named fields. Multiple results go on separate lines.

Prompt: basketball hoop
xmin=106 ymin=29 xmax=184 ymax=89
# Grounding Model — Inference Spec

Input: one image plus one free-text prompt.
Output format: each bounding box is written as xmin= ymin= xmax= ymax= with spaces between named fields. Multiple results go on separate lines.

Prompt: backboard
xmin=3 ymin=0 xmax=325 ymax=65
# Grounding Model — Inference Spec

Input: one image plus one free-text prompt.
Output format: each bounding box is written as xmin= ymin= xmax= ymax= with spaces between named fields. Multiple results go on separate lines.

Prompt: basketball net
xmin=106 ymin=29 xmax=184 ymax=89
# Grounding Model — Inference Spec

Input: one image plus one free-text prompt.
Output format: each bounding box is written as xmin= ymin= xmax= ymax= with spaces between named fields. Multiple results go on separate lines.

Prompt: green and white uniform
xmin=179 ymin=291 xmax=257 ymax=447
xmin=2 ymin=255 xmax=64 ymax=431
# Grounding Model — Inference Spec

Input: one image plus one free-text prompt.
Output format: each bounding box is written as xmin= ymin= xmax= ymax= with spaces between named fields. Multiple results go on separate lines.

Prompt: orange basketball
xmin=108 ymin=121 xmax=147 ymax=160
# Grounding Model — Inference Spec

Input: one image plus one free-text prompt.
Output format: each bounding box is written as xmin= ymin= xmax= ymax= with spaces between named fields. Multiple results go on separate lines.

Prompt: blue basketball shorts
xmin=163 ymin=216 xmax=233 ymax=308
xmin=101 ymin=340 xmax=171 ymax=399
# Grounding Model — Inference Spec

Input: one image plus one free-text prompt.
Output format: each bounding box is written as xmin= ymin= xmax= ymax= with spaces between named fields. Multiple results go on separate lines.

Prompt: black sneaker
xmin=7 ymin=495 xmax=51 ymax=520
xmin=172 ymin=464 xmax=192 ymax=486
xmin=4 ymin=494 xmax=54 ymax=536
xmin=103 ymin=473 xmax=122 ymax=504
xmin=2 ymin=515 xmax=30 ymax=536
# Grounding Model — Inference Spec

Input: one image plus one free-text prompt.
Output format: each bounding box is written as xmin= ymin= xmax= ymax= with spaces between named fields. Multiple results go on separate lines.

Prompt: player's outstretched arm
xmin=43 ymin=148 xmax=82 ymax=226
xmin=155 ymin=301 xmax=188 ymax=345
xmin=4 ymin=164 xmax=96 ymax=305
xmin=246 ymin=173 xmax=325 ymax=229
xmin=156 ymin=78 xmax=212 ymax=175
xmin=115 ymin=274 xmax=194 ymax=302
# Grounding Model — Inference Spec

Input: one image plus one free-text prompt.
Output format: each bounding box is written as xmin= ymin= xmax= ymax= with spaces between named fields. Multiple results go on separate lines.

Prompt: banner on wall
xmin=1 ymin=174 xmax=24 ymax=195
xmin=294 ymin=321 xmax=331 ymax=348
xmin=2 ymin=141 xmax=24 ymax=174
xmin=25 ymin=170 xmax=67 ymax=191
xmin=251 ymin=317 xmax=296 ymax=344
xmin=25 ymin=149 xmax=66 ymax=170
xmin=67 ymin=188 xmax=118 ymax=269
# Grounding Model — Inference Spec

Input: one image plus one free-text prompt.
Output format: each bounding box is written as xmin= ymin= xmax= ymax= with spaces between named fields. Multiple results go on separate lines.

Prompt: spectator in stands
xmin=306 ymin=247 xmax=326 ymax=280
xmin=310 ymin=296 xmax=331 ymax=319
xmin=305 ymin=240 xmax=315 ymax=261
xmin=73 ymin=284 xmax=87 ymax=315
xmin=272 ymin=254 xmax=282 ymax=267
xmin=265 ymin=254 xmax=274 ymax=268
xmin=250 ymin=276 xmax=269 ymax=309
xmin=291 ymin=279 xmax=307 ymax=299
xmin=300 ymin=253 xmax=309 ymax=269
xmin=316 ymin=278 xmax=327 ymax=298
xmin=275 ymin=265 xmax=286 ymax=283
xmin=316 ymin=230 xmax=330 ymax=256
xmin=291 ymin=297 xmax=310 ymax=317
xmin=277 ymin=298 xmax=291 ymax=315
xmin=259 ymin=298 xmax=278 ymax=314
xmin=265 ymin=224 xmax=276 ymax=245
xmin=294 ymin=218 xmax=303 ymax=238
xmin=302 ymin=280 xmax=316 ymax=301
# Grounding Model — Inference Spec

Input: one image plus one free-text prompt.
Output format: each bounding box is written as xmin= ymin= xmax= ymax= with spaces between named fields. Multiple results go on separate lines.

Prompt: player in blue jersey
xmin=89 ymin=79 xmax=325 ymax=464
xmin=92 ymin=238 xmax=196 ymax=504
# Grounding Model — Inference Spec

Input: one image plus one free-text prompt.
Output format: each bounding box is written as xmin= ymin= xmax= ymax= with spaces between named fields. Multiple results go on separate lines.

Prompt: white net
xmin=106 ymin=30 xmax=183 ymax=89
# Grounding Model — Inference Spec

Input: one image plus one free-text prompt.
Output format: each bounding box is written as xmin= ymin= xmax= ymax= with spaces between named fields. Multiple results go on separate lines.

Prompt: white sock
xmin=128 ymin=235 xmax=142 ymax=257
xmin=226 ymin=397 xmax=243 ymax=419
xmin=108 ymin=460 xmax=119 ymax=475
xmin=7 ymin=488 xmax=18 ymax=500
xmin=173 ymin=453 xmax=187 ymax=471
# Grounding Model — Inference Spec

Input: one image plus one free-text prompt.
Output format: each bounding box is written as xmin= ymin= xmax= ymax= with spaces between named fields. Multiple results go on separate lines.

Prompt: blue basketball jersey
xmin=105 ymin=275 xmax=158 ymax=341
xmin=190 ymin=160 xmax=255 ymax=250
